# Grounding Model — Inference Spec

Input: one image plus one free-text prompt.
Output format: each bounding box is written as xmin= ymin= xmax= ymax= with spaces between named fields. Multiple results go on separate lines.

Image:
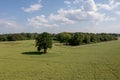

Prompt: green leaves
xmin=36 ymin=32 xmax=52 ymax=53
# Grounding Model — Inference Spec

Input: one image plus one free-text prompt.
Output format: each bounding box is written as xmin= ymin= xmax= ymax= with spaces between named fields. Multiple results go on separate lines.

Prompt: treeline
xmin=56 ymin=32 xmax=118 ymax=46
xmin=0 ymin=32 xmax=118 ymax=45
xmin=0 ymin=33 xmax=38 ymax=41
xmin=109 ymin=33 xmax=120 ymax=37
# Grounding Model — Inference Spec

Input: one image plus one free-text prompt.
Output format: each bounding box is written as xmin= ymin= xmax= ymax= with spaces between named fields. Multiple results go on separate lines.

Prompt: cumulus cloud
xmin=28 ymin=0 xmax=115 ymax=28
xmin=22 ymin=3 xmax=42 ymax=13
xmin=73 ymin=0 xmax=82 ymax=4
xmin=64 ymin=1 xmax=71 ymax=5
xmin=49 ymin=13 xmax=75 ymax=24
xmin=52 ymin=8 xmax=113 ymax=23
xmin=83 ymin=0 xmax=97 ymax=11
xmin=97 ymin=4 xmax=112 ymax=10
xmin=97 ymin=0 xmax=120 ymax=10
xmin=28 ymin=15 xmax=58 ymax=28
xmin=65 ymin=0 xmax=97 ymax=11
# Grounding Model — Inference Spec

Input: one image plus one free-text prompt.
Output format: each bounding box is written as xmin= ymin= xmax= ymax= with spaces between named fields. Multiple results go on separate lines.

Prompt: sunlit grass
xmin=0 ymin=39 xmax=120 ymax=80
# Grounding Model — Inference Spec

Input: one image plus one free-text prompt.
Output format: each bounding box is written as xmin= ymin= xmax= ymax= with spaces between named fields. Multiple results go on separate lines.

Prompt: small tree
xmin=36 ymin=32 xmax=52 ymax=53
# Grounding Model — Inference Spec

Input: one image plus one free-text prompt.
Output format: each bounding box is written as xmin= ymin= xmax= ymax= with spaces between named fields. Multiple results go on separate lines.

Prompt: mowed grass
xmin=0 ymin=39 xmax=120 ymax=80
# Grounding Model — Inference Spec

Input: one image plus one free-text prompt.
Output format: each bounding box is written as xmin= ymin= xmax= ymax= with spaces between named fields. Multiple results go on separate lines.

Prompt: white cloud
xmin=64 ymin=1 xmax=71 ymax=5
xmin=66 ymin=0 xmax=97 ymax=11
xmin=22 ymin=3 xmax=42 ymax=13
xmin=0 ymin=19 xmax=19 ymax=28
xmin=83 ymin=0 xmax=97 ymax=11
xmin=115 ymin=11 xmax=120 ymax=15
xmin=33 ymin=15 xmax=48 ymax=23
xmin=50 ymin=0 xmax=113 ymax=23
xmin=97 ymin=4 xmax=112 ymax=11
xmin=97 ymin=0 xmax=120 ymax=11
xmin=73 ymin=0 xmax=83 ymax=4
xmin=28 ymin=15 xmax=58 ymax=28
xmin=28 ymin=0 xmax=115 ymax=28
xmin=58 ymin=9 xmax=113 ymax=22
xmin=49 ymin=13 xmax=75 ymax=24
xmin=0 ymin=19 xmax=24 ymax=33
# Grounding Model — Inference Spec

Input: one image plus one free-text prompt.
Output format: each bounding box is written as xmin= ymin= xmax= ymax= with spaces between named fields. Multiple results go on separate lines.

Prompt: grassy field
xmin=0 ymin=39 xmax=120 ymax=80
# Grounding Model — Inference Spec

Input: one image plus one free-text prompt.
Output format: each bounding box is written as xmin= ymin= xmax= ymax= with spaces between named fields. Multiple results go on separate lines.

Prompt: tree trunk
xmin=44 ymin=48 xmax=47 ymax=53
xmin=37 ymin=47 xmax=41 ymax=52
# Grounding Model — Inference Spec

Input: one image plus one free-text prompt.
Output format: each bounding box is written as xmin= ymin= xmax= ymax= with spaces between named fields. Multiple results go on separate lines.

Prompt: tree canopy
xmin=36 ymin=32 xmax=52 ymax=53
xmin=56 ymin=32 xmax=118 ymax=46
xmin=57 ymin=32 xmax=71 ymax=44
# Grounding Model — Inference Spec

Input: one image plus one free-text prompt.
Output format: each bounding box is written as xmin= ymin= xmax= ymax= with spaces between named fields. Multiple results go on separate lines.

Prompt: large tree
xmin=36 ymin=32 xmax=52 ymax=53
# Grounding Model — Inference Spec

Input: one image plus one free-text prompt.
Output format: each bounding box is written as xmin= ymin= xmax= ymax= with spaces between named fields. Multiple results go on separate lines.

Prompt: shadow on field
xmin=22 ymin=51 xmax=44 ymax=55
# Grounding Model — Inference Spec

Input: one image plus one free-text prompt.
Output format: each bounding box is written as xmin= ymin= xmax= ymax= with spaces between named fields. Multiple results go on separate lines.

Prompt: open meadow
xmin=0 ymin=39 xmax=120 ymax=80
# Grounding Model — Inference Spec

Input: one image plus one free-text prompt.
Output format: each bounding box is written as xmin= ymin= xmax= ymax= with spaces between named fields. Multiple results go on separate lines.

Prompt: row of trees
xmin=109 ymin=33 xmax=120 ymax=37
xmin=0 ymin=32 xmax=118 ymax=53
xmin=0 ymin=33 xmax=38 ymax=41
xmin=56 ymin=32 xmax=118 ymax=46
xmin=0 ymin=32 xmax=119 ymax=42
xmin=35 ymin=32 xmax=118 ymax=53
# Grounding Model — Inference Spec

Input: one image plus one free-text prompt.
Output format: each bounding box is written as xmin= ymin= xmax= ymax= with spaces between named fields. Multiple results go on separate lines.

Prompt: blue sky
xmin=0 ymin=0 xmax=120 ymax=33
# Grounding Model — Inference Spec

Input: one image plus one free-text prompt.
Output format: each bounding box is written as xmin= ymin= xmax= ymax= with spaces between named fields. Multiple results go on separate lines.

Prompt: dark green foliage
xmin=57 ymin=32 xmax=71 ymax=44
xmin=0 ymin=32 xmax=118 ymax=47
xmin=69 ymin=33 xmax=84 ymax=46
xmin=83 ymin=34 xmax=90 ymax=44
xmin=90 ymin=34 xmax=99 ymax=43
xmin=56 ymin=32 xmax=118 ymax=46
xmin=7 ymin=35 xmax=16 ymax=41
xmin=0 ymin=35 xmax=7 ymax=41
xmin=0 ymin=33 xmax=37 ymax=41
xmin=36 ymin=32 xmax=52 ymax=53
xmin=109 ymin=33 xmax=120 ymax=37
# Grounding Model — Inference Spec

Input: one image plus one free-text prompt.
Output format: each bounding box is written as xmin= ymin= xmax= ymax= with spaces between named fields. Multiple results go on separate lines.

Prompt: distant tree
xmin=83 ymin=34 xmax=90 ymax=44
xmin=7 ymin=35 xmax=16 ymax=41
xmin=0 ymin=32 xmax=118 ymax=43
xmin=57 ymin=32 xmax=71 ymax=44
xmin=90 ymin=34 xmax=98 ymax=43
xmin=36 ymin=32 xmax=52 ymax=53
xmin=69 ymin=33 xmax=84 ymax=46
xmin=0 ymin=35 xmax=7 ymax=41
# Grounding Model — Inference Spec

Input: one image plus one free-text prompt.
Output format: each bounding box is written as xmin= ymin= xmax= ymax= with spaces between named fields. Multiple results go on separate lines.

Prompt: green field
xmin=0 ymin=39 xmax=120 ymax=80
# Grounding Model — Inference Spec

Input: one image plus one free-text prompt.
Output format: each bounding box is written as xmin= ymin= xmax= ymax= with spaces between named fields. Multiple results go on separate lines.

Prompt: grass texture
xmin=0 ymin=39 xmax=120 ymax=80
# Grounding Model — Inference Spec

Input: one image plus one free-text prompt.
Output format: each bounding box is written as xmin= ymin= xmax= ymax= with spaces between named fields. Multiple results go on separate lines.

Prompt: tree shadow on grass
xmin=22 ymin=51 xmax=44 ymax=55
